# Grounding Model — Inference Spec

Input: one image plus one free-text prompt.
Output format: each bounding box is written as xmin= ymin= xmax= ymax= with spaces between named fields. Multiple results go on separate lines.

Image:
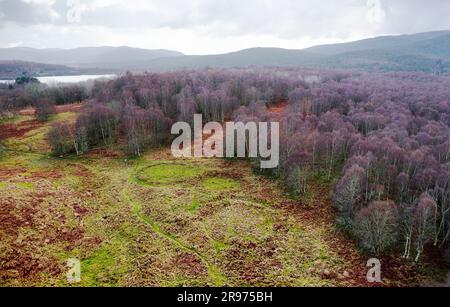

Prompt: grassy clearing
xmin=0 ymin=142 xmax=359 ymax=286
xmin=1 ymin=109 xmax=408 ymax=287
xmin=136 ymin=163 xmax=205 ymax=186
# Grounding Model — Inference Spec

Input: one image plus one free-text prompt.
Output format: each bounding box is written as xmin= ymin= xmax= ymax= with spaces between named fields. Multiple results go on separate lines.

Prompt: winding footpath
xmin=121 ymin=187 xmax=227 ymax=286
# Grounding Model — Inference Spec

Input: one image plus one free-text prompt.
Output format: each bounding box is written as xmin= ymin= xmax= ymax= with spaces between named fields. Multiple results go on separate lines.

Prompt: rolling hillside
xmin=0 ymin=47 xmax=183 ymax=69
xmin=0 ymin=61 xmax=80 ymax=80
xmin=304 ymin=30 xmax=450 ymax=55
xmin=136 ymin=30 xmax=450 ymax=73
xmin=1 ymin=30 xmax=449 ymax=75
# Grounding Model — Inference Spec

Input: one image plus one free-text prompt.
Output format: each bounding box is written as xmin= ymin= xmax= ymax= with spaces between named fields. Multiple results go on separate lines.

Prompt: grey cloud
xmin=1 ymin=0 xmax=450 ymax=52
xmin=2 ymin=0 xmax=450 ymax=36
xmin=0 ymin=0 xmax=61 ymax=26
xmin=57 ymin=0 xmax=368 ymax=40
xmin=379 ymin=0 xmax=450 ymax=34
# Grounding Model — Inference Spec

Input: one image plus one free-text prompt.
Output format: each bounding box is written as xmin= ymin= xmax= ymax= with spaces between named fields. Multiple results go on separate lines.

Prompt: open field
xmin=0 ymin=105 xmax=446 ymax=287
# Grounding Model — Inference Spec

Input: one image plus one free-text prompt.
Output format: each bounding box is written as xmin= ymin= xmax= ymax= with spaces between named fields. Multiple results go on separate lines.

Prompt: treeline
xmin=47 ymin=69 xmax=310 ymax=156
xmin=0 ymin=81 xmax=88 ymax=120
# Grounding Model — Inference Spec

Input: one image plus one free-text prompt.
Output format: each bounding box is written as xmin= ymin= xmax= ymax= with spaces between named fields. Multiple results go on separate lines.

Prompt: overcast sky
xmin=0 ymin=0 xmax=450 ymax=54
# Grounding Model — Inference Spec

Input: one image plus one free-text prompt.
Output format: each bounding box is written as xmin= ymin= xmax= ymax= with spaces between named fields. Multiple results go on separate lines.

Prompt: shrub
xmin=353 ymin=201 xmax=399 ymax=255
xmin=47 ymin=122 xmax=75 ymax=156
xmin=34 ymin=98 xmax=56 ymax=122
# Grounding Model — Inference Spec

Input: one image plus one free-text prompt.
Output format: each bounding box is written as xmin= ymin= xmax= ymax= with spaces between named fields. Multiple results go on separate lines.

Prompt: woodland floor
xmin=0 ymin=104 xmax=447 ymax=287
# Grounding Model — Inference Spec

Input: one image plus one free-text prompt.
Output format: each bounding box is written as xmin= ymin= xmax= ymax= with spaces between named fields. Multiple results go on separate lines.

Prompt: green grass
xmin=16 ymin=182 xmax=34 ymax=189
xmin=124 ymin=189 xmax=227 ymax=286
xmin=0 ymin=114 xmax=33 ymax=125
xmin=202 ymin=177 xmax=240 ymax=191
xmin=136 ymin=163 xmax=204 ymax=185
xmin=51 ymin=112 xmax=77 ymax=122
xmin=188 ymin=198 xmax=201 ymax=213
xmin=80 ymin=239 xmax=130 ymax=287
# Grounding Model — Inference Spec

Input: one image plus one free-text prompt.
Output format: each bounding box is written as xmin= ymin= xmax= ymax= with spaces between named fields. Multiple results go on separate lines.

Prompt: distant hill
xmin=304 ymin=30 xmax=450 ymax=55
xmin=1 ymin=30 xmax=449 ymax=75
xmin=0 ymin=61 xmax=80 ymax=80
xmin=0 ymin=46 xmax=183 ymax=70
xmin=138 ymin=48 xmax=322 ymax=71
xmin=309 ymin=31 xmax=450 ymax=73
xmin=141 ymin=31 xmax=450 ymax=73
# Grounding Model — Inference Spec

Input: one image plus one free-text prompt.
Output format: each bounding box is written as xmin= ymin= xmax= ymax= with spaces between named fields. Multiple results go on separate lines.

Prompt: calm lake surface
xmin=0 ymin=74 xmax=116 ymax=85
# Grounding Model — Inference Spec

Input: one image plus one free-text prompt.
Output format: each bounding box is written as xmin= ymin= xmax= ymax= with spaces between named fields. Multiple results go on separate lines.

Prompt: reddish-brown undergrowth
xmin=0 ymin=120 xmax=43 ymax=140
xmin=268 ymin=100 xmax=288 ymax=114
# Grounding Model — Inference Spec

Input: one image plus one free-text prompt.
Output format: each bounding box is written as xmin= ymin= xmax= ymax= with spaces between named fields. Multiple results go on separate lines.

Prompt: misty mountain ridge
xmin=0 ymin=46 xmax=184 ymax=69
xmin=0 ymin=60 xmax=83 ymax=80
xmin=304 ymin=30 xmax=450 ymax=55
xmin=1 ymin=30 xmax=449 ymax=78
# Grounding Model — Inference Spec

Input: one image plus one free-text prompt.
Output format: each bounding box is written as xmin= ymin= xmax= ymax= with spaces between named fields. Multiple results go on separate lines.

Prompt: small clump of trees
xmin=46 ymin=99 xmax=172 ymax=157
xmin=47 ymin=122 xmax=76 ymax=156
xmin=47 ymin=101 xmax=117 ymax=156
xmin=34 ymin=98 xmax=56 ymax=121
